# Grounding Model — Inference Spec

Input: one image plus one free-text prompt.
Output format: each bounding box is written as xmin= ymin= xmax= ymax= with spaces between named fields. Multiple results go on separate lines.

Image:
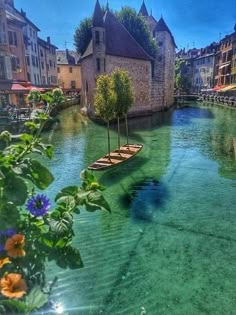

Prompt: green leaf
xmin=20 ymin=133 xmax=34 ymax=144
xmin=55 ymin=237 xmax=69 ymax=248
xmin=50 ymin=212 xmax=73 ymax=235
xmin=45 ymin=145 xmax=54 ymax=159
xmin=25 ymin=286 xmax=49 ymax=312
xmin=85 ymin=191 xmax=111 ymax=213
xmin=55 ymin=186 xmax=79 ymax=201
xmin=56 ymin=246 xmax=83 ymax=269
xmin=0 ymin=299 xmax=27 ymax=313
xmin=56 ymin=195 xmax=76 ymax=211
xmin=3 ymin=172 xmax=28 ymax=205
xmin=27 ymin=159 xmax=54 ymax=189
xmin=41 ymin=236 xmax=54 ymax=248
xmin=0 ymin=202 xmax=20 ymax=229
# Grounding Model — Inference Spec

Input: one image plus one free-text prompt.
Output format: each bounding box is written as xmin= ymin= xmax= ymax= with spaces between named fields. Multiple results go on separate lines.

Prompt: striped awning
xmin=218 ymin=84 xmax=236 ymax=92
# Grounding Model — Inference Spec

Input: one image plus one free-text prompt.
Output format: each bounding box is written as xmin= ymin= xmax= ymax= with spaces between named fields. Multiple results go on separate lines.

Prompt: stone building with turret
xmin=80 ymin=0 xmax=176 ymax=116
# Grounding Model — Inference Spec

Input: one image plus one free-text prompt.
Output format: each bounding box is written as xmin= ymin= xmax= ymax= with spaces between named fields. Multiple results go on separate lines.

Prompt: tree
xmin=116 ymin=7 xmax=158 ymax=58
xmin=74 ymin=18 xmax=92 ymax=55
xmin=27 ymin=89 xmax=41 ymax=110
xmin=112 ymin=69 xmax=134 ymax=150
xmin=175 ymin=58 xmax=192 ymax=94
xmin=94 ymin=75 xmax=116 ymax=160
xmin=42 ymin=88 xmax=65 ymax=108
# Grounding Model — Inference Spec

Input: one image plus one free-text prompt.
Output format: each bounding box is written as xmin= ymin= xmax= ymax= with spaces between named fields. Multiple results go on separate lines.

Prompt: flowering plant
xmin=0 ymin=96 xmax=110 ymax=313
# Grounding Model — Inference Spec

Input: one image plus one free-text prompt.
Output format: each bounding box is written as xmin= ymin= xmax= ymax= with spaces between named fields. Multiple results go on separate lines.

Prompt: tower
xmin=153 ymin=16 xmax=176 ymax=106
xmin=92 ymin=0 xmax=106 ymax=75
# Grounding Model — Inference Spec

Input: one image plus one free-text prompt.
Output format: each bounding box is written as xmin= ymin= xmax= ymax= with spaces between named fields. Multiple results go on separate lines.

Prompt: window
xmin=69 ymin=67 xmax=73 ymax=73
xmin=57 ymin=67 xmax=60 ymax=73
xmin=11 ymin=57 xmax=20 ymax=72
xmin=49 ymin=60 xmax=52 ymax=68
xmin=0 ymin=57 xmax=6 ymax=79
xmin=95 ymin=31 xmax=100 ymax=44
xmin=34 ymin=74 xmax=37 ymax=84
xmin=34 ymin=44 xmax=37 ymax=53
xmin=41 ymin=61 xmax=44 ymax=69
xmin=37 ymin=74 xmax=40 ymax=84
xmin=36 ymin=56 xmax=38 ymax=68
xmin=86 ymin=81 xmax=88 ymax=93
xmin=40 ymin=49 xmax=43 ymax=57
xmin=26 ymin=56 xmax=30 ymax=66
xmin=0 ymin=19 xmax=7 ymax=44
xmin=96 ymin=58 xmax=100 ymax=72
xmin=8 ymin=31 xmax=17 ymax=46
xmin=31 ymin=55 xmax=36 ymax=67
xmin=71 ymin=80 xmax=76 ymax=88
xmin=27 ymin=72 xmax=31 ymax=81
xmin=30 ymin=28 xmax=32 ymax=37
xmin=42 ymin=76 xmax=46 ymax=84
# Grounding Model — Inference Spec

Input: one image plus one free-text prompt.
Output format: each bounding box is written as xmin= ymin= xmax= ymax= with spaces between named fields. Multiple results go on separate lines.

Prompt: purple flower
xmin=5 ymin=228 xmax=16 ymax=237
xmin=26 ymin=194 xmax=51 ymax=217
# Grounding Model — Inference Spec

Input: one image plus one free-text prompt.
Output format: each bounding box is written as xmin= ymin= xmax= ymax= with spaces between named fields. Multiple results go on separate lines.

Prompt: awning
xmin=218 ymin=84 xmax=236 ymax=92
xmin=11 ymin=83 xmax=28 ymax=91
xmin=213 ymin=85 xmax=225 ymax=91
xmin=219 ymin=63 xmax=230 ymax=69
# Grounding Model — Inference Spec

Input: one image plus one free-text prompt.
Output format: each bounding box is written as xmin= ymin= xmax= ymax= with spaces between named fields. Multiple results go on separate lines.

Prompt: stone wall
xmin=155 ymin=31 xmax=175 ymax=107
xmin=80 ymin=56 xmax=95 ymax=109
xmin=106 ymin=55 xmax=152 ymax=114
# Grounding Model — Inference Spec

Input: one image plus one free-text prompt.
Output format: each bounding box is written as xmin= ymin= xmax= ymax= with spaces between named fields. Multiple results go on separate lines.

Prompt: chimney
xmin=20 ymin=9 xmax=26 ymax=17
xmin=47 ymin=36 xmax=51 ymax=44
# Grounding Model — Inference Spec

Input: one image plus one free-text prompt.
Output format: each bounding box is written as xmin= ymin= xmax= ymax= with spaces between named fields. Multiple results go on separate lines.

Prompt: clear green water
xmin=45 ymin=104 xmax=236 ymax=315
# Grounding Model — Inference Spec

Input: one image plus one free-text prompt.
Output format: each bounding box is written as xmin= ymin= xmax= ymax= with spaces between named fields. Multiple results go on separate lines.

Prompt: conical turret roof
xmin=92 ymin=0 xmax=104 ymax=27
xmin=155 ymin=16 xmax=177 ymax=47
xmin=139 ymin=1 xmax=149 ymax=16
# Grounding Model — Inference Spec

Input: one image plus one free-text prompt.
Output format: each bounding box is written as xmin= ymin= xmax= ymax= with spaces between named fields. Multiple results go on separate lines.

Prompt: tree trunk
xmin=117 ymin=117 xmax=121 ymax=155
xmin=107 ymin=121 xmax=111 ymax=161
xmin=125 ymin=114 xmax=129 ymax=146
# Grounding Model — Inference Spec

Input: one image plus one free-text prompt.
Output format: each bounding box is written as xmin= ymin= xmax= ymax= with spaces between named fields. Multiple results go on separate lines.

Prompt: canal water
xmin=45 ymin=103 xmax=236 ymax=315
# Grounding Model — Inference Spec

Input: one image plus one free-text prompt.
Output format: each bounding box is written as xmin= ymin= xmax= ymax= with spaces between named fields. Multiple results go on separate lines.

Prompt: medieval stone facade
xmin=80 ymin=0 xmax=176 ymax=116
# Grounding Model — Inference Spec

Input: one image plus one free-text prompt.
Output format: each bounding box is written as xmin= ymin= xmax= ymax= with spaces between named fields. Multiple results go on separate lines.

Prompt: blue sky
xmin=15 ymin=0 xmax=236 ymax=51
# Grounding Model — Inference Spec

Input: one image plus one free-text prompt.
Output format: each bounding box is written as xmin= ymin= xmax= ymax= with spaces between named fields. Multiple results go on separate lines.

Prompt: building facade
xmin=56 ymin=49 xmax=81 ymax=95
xmin=80 ymin=0 xmax=176 ymax=116
xmin=38 ymin=37 xmax=57 ymax=87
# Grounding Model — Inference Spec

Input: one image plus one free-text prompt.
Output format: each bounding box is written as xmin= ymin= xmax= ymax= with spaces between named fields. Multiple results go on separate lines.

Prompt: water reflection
xmin=45 ymin=104 xmax=236 ymax=315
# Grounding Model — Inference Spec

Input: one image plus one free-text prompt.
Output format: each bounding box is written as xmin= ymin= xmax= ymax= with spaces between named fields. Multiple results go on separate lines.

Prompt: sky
xmin=15 ymin=0 xmax=236 ymax=51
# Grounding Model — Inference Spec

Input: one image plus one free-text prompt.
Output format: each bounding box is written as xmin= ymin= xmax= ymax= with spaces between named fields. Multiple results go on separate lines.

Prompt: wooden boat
xmin=88 ymin=143 xmax=143 ymax=171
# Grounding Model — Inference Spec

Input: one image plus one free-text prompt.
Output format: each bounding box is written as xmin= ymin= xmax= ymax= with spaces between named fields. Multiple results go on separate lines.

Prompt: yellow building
xmin=56 ymin=50 xmax=81 ymax=96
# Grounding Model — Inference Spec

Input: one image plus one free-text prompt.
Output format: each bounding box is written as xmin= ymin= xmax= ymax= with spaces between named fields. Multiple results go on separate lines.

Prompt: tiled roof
xmin=155 ymin=17 xmax=177 ymax=48
xmin=81 ymin=10 xmax=153 ymax=61
xmin=143 ymin=15 xmax=158 ymax=33
xmin=38 ymin=37 xmax=58 ymax=50
xmin=104 ymin=10 xmax=152 ymax=61
xmin=92 ymin=0 xmax=104 ymax=27
xmin=81 ymin=40 xmax=93 ymax=60
xmin=57 ymin=50 xmax=80 ymax=65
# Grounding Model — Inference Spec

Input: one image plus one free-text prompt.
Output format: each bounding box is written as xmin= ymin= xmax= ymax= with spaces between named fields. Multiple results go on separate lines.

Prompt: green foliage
xmin=116 ymin=7 xmax=158 ymax=58
xmin=42 ymin=88 xmax=65 ymax=108
xmin=112 ymin=68 xmax=134 ymax=117
xmin=0 ymin=104 xmax=110 ymax=313
xmin=175 ymin=58 xmax=192 ymax=93
xmin=27 ymin=89 xmax=41 ymax=106
xmin=94 ymin=74 xmax=117 ymax=122
xmin=74 ymin=17 xmax=92 ymax=55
